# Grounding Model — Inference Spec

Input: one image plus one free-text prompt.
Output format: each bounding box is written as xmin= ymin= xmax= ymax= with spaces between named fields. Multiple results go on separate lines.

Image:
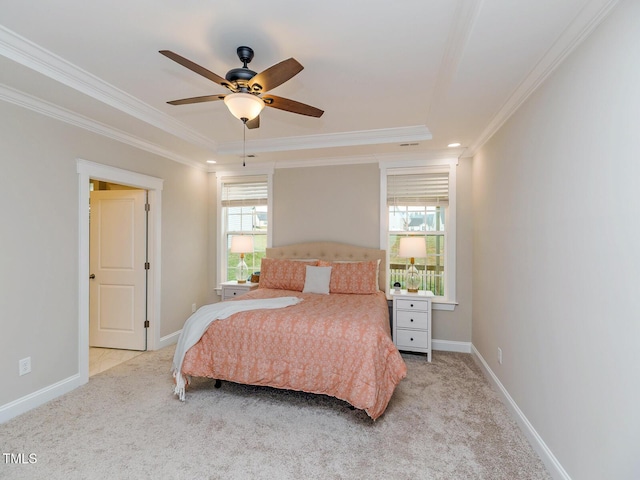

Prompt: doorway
xmin=77 ymin=159 xmax=164 ymax=384
xmin=88 ymin=182 xmax=148 ymax=374
xmin=89 ymin=348 xmax=144 ymax=376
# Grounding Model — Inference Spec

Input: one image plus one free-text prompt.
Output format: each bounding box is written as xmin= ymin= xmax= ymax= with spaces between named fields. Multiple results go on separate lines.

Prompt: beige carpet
xmin=0 ymin=346 xmax=551 ymax=480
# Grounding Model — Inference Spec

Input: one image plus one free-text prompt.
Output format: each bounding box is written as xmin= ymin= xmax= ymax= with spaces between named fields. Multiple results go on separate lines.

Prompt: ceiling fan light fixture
xmin=224 ymin=92 xmax=264 ymax=121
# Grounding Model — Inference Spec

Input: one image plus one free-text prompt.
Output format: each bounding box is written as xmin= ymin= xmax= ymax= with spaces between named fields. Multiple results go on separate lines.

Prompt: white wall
xmin=273 ymin=164 xmax=381 ymax=248
xmin=472 ymin=1 xmax=640 ymax=478
xmin=0 ymin=100 xmax=210 ymax=409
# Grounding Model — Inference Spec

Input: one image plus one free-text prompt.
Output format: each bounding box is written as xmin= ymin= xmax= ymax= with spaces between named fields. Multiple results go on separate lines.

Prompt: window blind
xmin=387 ymin=172 xmax=449 ymax=206
xmin=221 ymin=175 xmax=268 ymax=207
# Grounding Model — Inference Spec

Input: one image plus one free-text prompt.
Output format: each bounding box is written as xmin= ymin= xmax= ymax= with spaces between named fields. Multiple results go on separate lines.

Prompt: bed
xmin=177 ymin=242 xmax=407 ymax=420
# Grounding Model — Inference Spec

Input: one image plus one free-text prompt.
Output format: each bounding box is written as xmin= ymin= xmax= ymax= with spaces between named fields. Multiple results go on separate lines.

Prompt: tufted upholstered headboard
xmin=266 ymin=242 xmax=387 ymax=292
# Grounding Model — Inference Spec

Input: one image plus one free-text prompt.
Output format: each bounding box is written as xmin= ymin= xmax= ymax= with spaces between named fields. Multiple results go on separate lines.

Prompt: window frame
xmin=216 ymin=168 xmax=273 ymax=287
xmin=379 ymin=159 xmax=457 ymax=308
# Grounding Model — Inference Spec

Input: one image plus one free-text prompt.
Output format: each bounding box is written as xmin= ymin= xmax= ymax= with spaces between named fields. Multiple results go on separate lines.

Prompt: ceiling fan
xmin=159 ymin=46 xmax=324 ymax=129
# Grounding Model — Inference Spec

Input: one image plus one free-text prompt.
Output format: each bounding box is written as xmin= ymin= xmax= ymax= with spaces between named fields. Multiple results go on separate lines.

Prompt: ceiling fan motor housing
xmin=225 ymin=67 xmax=257 ymax=84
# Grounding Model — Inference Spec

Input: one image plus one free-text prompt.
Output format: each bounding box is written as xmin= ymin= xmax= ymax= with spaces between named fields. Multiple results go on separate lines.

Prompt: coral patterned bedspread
xmin=181 ymin=288 xmax=407 ymax=420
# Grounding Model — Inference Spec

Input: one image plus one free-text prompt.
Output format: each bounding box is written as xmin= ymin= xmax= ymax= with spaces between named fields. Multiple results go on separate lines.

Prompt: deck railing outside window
xmin=389 ymin=263 xmax=444 ymax=296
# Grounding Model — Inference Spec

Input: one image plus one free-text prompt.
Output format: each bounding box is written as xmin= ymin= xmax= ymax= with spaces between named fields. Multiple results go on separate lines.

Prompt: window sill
xmin=432 ymin=300 xmax=457 ymax=311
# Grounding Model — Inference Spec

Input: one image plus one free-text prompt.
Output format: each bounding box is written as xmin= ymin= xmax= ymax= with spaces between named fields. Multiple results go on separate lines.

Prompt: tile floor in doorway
xmin=89 ymin=347 xmax=145 ymax=376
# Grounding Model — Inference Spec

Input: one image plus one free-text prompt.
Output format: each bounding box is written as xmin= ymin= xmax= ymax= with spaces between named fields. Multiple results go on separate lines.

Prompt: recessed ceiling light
xmin=206 ymin=160 xmax=217 ymax=164
xmin=447 ymin=143 xmax=461 ymax=148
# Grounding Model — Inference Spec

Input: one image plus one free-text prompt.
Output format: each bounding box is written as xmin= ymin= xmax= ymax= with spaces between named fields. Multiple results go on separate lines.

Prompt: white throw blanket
xmin=171 ymin=296 xmax=302 ymax=401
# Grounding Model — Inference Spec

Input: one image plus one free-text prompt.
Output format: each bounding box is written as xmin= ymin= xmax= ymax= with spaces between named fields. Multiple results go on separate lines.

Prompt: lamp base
xmin=236 ymin=256 xmax=249 ymax=284
xmin=405 ymin=261 xmax=421 ymax=293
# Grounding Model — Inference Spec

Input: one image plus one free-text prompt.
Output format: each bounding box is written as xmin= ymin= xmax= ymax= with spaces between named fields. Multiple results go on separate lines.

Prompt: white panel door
xmin=89 ymin=189 xmax=147 ymax=350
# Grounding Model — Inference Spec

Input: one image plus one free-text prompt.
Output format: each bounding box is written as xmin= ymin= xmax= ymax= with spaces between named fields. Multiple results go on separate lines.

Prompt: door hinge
xmin=145 ymin=203 xmax=150 ymax=212
xmin=144 ymin=320 xmax=150 ymax=328
xmin=145 ymin=262 xmax=150 ymax=270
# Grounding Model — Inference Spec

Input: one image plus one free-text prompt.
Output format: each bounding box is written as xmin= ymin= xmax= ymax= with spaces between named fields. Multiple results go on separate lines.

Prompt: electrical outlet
xmin=19 ymin=357 xmax=31 ymax=376
xmin=192 ymin=303 xmax=197 ymax=313
xmin=498 ymin=348 xmax=503 ymax=365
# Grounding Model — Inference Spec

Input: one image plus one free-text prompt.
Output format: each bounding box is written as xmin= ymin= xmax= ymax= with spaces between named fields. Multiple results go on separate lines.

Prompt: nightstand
xmin=220 ymin=281 xmax=259 ymax=301
xmin=392 ymin=290 xmax=433 ymax=362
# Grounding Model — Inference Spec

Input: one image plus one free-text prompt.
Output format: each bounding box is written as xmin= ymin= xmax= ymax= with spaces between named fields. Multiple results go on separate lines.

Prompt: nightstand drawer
xmin=223 ymin=288 xmax=249 ymax=300
xmin=395 ymin=329 xmax=429 ymax=349
xmin=220 ymin=281 xmax=259 ymax=301
xmin=395 ymin=298 xmax=429 ymax=312
xmin=396 ymin=310 xmax=428 ymax=329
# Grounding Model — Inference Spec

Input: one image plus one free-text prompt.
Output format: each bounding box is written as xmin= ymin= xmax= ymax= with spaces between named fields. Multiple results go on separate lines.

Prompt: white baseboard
xmin=0 ymin=374 xmax=84 ymax=424
xmin=1 ymin=331 xmax=182 ymax=424
xmin=158 ymin=330 xmax=181 ymax=349
xmin=432 ymin=339 xmax=471 ymax=353
xmin=471 ymin=344 xmax=571 ymax=480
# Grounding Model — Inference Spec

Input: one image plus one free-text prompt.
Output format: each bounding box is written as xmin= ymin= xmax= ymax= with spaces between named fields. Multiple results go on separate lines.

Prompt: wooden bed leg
xmin=214 ymin=379 xmax=222 ymax=389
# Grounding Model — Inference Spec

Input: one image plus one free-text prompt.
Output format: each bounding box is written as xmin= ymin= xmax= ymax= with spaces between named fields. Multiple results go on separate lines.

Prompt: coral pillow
xmin=259 ymin=258 xmax=318 ymax=291
xmin=318 ymin=260 xmax=380 ymax=294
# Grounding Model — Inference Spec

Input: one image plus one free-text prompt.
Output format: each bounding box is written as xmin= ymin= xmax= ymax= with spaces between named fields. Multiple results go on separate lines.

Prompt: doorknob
xmin=89 ymin=274 xmax=95 ymax=279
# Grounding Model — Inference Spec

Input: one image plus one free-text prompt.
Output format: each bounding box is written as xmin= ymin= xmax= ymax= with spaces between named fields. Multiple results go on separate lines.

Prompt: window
xmin=380 ymin=162 xmax=456 ymax=303
xmin=217 ymin=173 xmax=272 ymax=284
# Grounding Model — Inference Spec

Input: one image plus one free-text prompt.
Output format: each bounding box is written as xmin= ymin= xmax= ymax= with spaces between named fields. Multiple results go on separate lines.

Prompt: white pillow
xmin=302 ymin=266 xmax=332 ymax=294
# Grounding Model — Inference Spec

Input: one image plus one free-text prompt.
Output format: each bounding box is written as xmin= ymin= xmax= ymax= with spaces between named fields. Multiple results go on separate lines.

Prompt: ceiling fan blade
xmin=249 ymin=58 xmax=303 ymax=93
xmin=262 ymin=95 xmax=324 ymax=118
xmin=167 ymin=94 xmax=226 ymax=106
xmin=159 ymin=50 xmax=233 ymax=89
xmin=246 ymin=116 xmax=260 ymax=129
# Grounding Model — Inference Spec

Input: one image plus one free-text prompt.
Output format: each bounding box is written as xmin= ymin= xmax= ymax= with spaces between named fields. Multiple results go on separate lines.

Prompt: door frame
xmin=77 ymin=159 xmax=164 ymax=384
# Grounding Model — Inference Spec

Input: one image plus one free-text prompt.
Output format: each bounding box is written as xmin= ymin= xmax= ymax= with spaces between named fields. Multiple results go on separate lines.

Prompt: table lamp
xmin=230 ymin=235 xmax=254 ymax=283
xmin=398 ymin=237 xmax=426 ymax=293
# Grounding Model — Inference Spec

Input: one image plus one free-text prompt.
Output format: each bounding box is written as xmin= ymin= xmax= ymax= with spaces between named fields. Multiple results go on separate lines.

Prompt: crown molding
xmin=467 ymin=0 xmax=620 ymax=156
xmin=0 ymin=24 xmax=432 ymax=166
xmin=220 ymin=147 xmax=462 ymax=171
xmin=0 ymin=25 xmax=218 ymax=154
xmin=217 ymin=125 xmax=432 ymax=155
xmin=0 ymin=83 xmax=205 ymax=170
xmin=272 ymin=154 xmax=378 ymax=170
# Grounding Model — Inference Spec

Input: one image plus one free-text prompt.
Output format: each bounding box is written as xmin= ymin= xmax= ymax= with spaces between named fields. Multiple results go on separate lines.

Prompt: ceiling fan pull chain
xmin=242 ymin=120 xmax=246 ymax=167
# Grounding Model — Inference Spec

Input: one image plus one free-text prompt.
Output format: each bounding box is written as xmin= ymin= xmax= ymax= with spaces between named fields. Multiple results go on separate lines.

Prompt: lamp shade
xmin=224 ymin=92 xmax=265 ymax=121
xmin=230 ymin=235 xmax=254 ymax=254
xmin=398 ymin=237 xmax=426 ymax=259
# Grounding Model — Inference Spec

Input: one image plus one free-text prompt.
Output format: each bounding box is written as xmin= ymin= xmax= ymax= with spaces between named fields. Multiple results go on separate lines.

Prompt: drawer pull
xmin=410 ymin=337 xmax=414 ymax=342
xmin=410 ymin=318 xmax=414 ymax=322
xmin=410 ymin=303 xmax=414 ymax=307
xmin=233 ymin=292 xmax=237 ymax=296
